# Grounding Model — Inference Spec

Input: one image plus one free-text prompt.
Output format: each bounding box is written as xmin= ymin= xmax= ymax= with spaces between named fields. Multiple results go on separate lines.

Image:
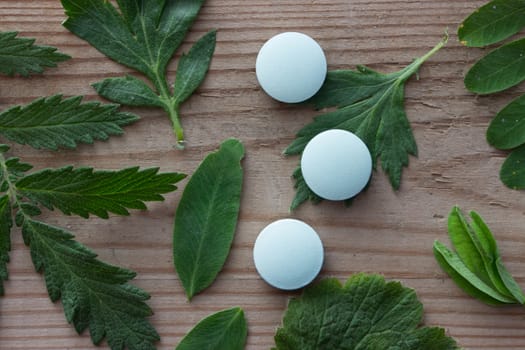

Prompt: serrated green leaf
xmin=172 ymin=30 xmax=216 ymax=105
xmin=61 ymin=0 xmax=216 ymax=146
xmin=465 ymin=37 xmax=525 ymax=94
xmin=433 ymin=241 xmax=514 ymax=304
xmin=285 ymin=36 xmax=447 ymax=209
xmin=16 ymin=166 xmax=186 ymax=219
xmin=20 ymin=217 xmax=159 ymax=350
xmin=458 ymin=0 xmax=525 ymax=47
xmin=176 ymin=307 xmax=248 ymax=350
xmin=0 ymin=95 xmax=139 ymax=150
xmin=273 ymin=274 xmax=459 ymax=350
xmin=173 ymin=139 xmax=244 ymax=300
xmin=289 ymin=166 xmax=322 ymax=211
xmin=487 ymin=94 xmax=525 ymax=149
xmin=93 ymin=75 xmax=163 ymax=107
xmin=500 ymin=144 xmax=525 ymax=189
xmin=0 ymin=31 xmax=70 ymax=77
xmin=0 ymin=195 xmax=12 ymax=296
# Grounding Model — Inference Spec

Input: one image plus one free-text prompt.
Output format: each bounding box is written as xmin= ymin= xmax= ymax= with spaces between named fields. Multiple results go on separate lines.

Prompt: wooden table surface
xmin=1 ymin=1 xmax=525 ymax=349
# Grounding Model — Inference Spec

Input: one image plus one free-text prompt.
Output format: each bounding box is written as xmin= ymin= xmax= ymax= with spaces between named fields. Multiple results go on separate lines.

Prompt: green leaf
xmin=93 ymin=75 xmax=163 ymax=107
xmin=487 ymin=94 xmax=525 ymax=149
xmin=0 ymin=31 xmax=70 ymax=76
xmin=285 ymin=35 xmax=447 ymax=209
xmin=0 ymin=195 xmax=12 ymax=296
xmin=0 ymin=95 xmax=139 ymax=150
xmin=500 ymin=144 xmax=525 ymax=189
xmin=173 ymin=139 xmax=244 ymax=300
xmin=61 ymin=0 xmax=216 ymax=146
xmin=176 ymin=307 xmax=248 ymax=350
xmin=173 ymin=30 xmax=217 ymax=105
xmin=273 ymin=274 xmax=459 ymax=350
xmin=458 ymin=0 xmax=525 ymax=47
xmin=19 ymin=217 xmax=159 ymax=350
xmin=465 ymin=37 xmax=525 ymax=94
xmin=16 ymin=166 xmax=186 ymax=219
xmin=434 ymin=207 xmax=525 ymax=306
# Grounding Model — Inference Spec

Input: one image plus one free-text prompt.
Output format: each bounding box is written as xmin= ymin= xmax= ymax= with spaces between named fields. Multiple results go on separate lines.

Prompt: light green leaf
xmin=465 ymin=37 xmax=525 ymax=94
xmin=19 ymin=217 xmax=159 ymax=350
xmin=93 ymin=75 xmax=163 ymax=107
xmin=173 ymin=139 xmax=244 ymax=300
xmin=0 ymin=195 xmax=12 ymax=296
xmin=16 ymin=166 xmax=186 ymax=219
xmin=458 ymin=0 xmax=525 ymax=47
xmin=0 ymin=31 xmax=70 ymax=76
xmin=285 ymin=35 xmax=447 ymax=209
xmin=495 ymin=257 xmax=525 ymax=304
xmin=176 ymin=307 xmax=248 ymax=350
xmin=173 ymin=30 xmax=217 ymax=105
xmin=500 ymin=144 xmax=525 ymax=189
xmin=0 ymin=95 xmax=138 ymax=150
xmin=273 ymin=274 xmax=459 ymax=350
xmin=61 ymin=0 xmax=216 ymax=146
xmin=487 ymin=94 xmax=525 ymax=149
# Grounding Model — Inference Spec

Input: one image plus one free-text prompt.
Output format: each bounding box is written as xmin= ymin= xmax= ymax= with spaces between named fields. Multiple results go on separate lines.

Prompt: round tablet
xmin=301 ymin=129 xmax=372 ymax=201
xmin=253 ymin=219 xmax=324 ymax=290
xmin=256 ymin=32 xmax=327 ymax=103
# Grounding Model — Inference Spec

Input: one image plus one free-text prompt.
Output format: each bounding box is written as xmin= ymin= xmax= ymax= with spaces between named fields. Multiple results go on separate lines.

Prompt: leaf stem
xmin=401 ymin=30 xmax=449 ymax=81
xmin=0 ymin=153 xmax=18 ymax=207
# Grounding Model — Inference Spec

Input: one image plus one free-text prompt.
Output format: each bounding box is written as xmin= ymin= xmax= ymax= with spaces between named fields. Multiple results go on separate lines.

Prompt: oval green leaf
xmin=458 ymin=0 xmax=525 ymax=47
xmin=93 ymin=75 xmax=163 ymax=107
xmin=173 ymin=139 xmax=244 ymax=300
xmin=500 ymin=144 xmax=525 ymax=189
xmin=487 ymin=94 xmax=525 ymax=149
xmin=465 ymin=37 xmax=525 ymax=94
xmin=176 ymin=307 xmax=247 ymax=350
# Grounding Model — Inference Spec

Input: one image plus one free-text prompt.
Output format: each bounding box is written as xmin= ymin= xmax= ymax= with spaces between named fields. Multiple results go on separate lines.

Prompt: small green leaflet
xmin=285 ymin=34 xmax=448 ymax=210
xmin=176 ymin=307 xmax=248 ymax=350
xmin=61 ymin=0 xmax=216 ymax=148
xmin=433 ymin=207 xmax=525 ymax=305
xmin=0 ymin=31 xmax=70 ymax=76
xmin=273 ymin=274 xmax=459 ymax=350
xmin=173 ymin=139 xmax=244 ymax=300
xmin=458 ymin=0 xmax=525 ymax=47
xmin=0 ymin=95 xmax=139 ymax=150
xmin=0 ymin=145 xmax=186 ymax=349
xmin=459 ymin=0 xmax=525 ymax=189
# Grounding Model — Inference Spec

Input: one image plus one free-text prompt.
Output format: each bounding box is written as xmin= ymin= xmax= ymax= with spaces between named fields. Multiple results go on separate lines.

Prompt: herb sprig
xmin=60 ymin=0 xmax=216 ymax=148
xmin=459 ymin=0 xmax=525 ymax=189
xmin=285 ymin=34 xmax=448 ymax=210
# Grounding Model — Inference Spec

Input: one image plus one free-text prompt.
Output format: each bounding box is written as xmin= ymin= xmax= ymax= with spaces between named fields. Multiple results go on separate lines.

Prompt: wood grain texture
xmin=1 ymin=0 xmax=525 ymax=349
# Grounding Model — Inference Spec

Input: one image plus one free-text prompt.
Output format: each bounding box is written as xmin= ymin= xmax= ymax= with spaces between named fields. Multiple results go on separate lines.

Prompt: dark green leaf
xmin=273 ymin=274 xmax=459 ymax=350
xmin=487 ymin=94 xmax=525 ymax=149
xmin=500 ymin=144 xmax=525 ymax=189
xmin=93 ymin=75 xmax=163 ymax=107
xmin=285 ymin=36 xmax=447 ymax=209
xmin=20 ymin=218 xmax=159 ymax=349
xmin=16 ymin=166 xmax=186 ymax=219
xmin=61 ymin=0 xmax=214 ymax=145
xmin=0 ymin=195 xmax=12 ymax=295
xmin=465 ymin=37 xmax=525 ymax=94
xmin=173 ymin=30 xmax=217 ymax=105
xmin=0 ymin=31 xmax=70 ymax=76
xmin=0 ymin=95 xmax=138 ymax=150
xmin=173 ymin=139 xmax=244 ymax=300
xmin=458 ymin=0 xmax=525 ymax=47
xmin=176 ymin=307 xmax=248 ymax=350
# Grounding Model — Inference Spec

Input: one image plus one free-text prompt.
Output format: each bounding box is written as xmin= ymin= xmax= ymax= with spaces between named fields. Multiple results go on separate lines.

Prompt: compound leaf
xmin=173 ymin=139 xmax=244 ymax=300
xmin=0 ymin=31 xmax=70 ymax=76
xmin=0 ymin=195 xmax=12 ymax=295
xmin=176 ymin=307 xmax=248 ymax=350
xmin=0 ymin=95 xmax=139 ymax=150
xmin=16 ymin=166 xmax=186 ymax=219
xmin=273 ymin=274 xmax=459 ymax=350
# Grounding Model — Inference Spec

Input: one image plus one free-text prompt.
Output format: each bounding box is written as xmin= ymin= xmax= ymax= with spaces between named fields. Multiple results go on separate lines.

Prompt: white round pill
xmin=301 ymin=129 xmax=372 ymax=201
xmin=253 ymin=219 xmax=324 ymax=290
xmin=256 ymin=32 xmax=327 ymax=103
